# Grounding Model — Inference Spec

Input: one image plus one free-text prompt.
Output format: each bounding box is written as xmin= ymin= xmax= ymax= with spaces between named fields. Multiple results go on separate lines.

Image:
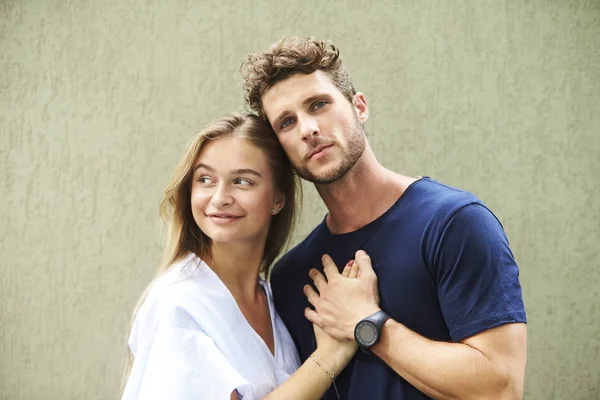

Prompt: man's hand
xmin=304 ymin=250 xmax=381 ymax=341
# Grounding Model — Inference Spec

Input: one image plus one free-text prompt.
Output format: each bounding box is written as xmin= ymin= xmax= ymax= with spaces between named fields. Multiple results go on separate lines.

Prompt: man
xmin=241 ymin=37 xmax=527 ymax=399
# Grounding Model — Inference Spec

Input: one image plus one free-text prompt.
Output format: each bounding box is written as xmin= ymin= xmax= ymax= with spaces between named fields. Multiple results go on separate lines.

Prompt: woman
xmin=121 ymin=113 xmax=362 ymax=399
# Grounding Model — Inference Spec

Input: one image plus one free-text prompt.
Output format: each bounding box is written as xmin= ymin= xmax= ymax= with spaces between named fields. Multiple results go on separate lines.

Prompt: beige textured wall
xmin=1 ymin=0 xmax=599 ymax=399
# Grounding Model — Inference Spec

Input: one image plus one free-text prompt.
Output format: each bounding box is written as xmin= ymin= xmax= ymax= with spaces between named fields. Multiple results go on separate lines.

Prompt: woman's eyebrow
xmin=193 ymin=164 xmax=262 ymax=178
xmin=231 ymin=169 xmax=262 ymax=177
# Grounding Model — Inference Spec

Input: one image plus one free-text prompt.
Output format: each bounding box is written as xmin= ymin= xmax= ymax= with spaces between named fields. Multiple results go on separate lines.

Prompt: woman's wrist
xmin=307 ymin=351 xmax=341 ymax=399
xmin=312 ymin=345 xmax=352 ymax=375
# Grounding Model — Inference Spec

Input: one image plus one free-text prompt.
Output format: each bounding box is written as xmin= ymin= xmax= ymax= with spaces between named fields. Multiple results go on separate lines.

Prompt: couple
xmin=121 ymin=37 xmax=527 ymax=400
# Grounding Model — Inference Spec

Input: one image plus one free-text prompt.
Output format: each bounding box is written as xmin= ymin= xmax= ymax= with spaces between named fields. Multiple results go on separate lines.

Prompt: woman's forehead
xmin=195 ymin=137 xmax=270 ymax=174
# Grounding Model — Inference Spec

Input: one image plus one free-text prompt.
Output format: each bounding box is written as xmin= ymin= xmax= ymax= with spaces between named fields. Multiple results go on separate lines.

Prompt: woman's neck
xmin=205 ymin=241 xmax=265 ymax=303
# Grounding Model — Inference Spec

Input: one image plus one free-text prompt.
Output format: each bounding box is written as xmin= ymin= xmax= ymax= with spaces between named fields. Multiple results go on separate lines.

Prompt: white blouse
xmin=122 ymin=252 xmax=301 ymax=400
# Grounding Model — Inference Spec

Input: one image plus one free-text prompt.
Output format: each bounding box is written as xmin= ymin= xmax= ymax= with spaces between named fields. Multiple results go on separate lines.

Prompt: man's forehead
xmin=262 ymin=71 xmax=337 ymax=119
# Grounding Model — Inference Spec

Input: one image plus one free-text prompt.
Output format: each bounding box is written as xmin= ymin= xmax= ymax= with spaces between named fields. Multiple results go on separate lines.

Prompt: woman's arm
xmin=231 ymin=346 xmax=351 ymax=400
xmin=237 ymin=260 xmax=362 ymax=400
xmin=261 ymin=331 xmax=354 ymax=400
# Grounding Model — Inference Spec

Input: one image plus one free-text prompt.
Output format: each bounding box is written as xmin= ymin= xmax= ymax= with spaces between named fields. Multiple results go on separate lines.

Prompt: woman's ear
xmin=272 ymin=193 xmax=286 ymax=215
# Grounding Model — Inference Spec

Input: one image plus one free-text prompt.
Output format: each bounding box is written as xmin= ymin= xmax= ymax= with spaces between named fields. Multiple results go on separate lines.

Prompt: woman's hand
xmin=262 ymin=260 xmax=361 ymax=400
xmin=311 ymin=323 xmax=357 ymax=375
xmin=308 ymin=258 xmax=362 ymax=374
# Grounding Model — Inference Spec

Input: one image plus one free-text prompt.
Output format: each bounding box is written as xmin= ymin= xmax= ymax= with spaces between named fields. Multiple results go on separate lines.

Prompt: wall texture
xmin=1 ymin=0 xmax=599 ymax=399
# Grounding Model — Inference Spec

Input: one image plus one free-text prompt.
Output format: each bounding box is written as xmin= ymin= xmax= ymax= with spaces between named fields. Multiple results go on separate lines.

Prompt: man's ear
xmin=352 ymin=92 xmax=369 ymax=123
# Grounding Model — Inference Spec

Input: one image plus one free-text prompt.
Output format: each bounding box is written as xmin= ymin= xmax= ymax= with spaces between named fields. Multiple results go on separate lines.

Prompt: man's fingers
xmin=304 ymin=307 xmax=320 ymax=326
xmin=321 ymin=254 xmax=340 ymax=280
xmin=309 ymin=268 xmax=327 ymax=292
xmin=355 ymin=250 xmax=375 ymax=278
xmin=303 ymin=284 xmax=320 ymax=308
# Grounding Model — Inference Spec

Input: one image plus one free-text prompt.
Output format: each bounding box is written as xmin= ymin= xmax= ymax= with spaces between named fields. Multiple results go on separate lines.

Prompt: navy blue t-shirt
xmin=270 ymin=177 xmax=527 ymax=399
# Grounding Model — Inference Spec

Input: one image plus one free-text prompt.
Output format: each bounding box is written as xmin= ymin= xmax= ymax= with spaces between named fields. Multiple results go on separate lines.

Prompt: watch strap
xmin=368 ymin=310 xmax=390 ymax=330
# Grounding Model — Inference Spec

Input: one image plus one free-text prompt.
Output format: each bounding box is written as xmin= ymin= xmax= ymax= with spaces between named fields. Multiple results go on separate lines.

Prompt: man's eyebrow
xmin=272 ymin=93 xmax=333 ymax=128
xmin=301 ymin=93 xmax=332 ymax=107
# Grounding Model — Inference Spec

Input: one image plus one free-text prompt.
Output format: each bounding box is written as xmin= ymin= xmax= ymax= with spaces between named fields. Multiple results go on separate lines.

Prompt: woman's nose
xmin=210 ymin=183 xmax=233 ymax=208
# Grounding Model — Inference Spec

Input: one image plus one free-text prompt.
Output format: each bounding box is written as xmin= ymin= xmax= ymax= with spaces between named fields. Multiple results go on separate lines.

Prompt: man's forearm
xmin=372 ymin=320 xmax=521 ymax=400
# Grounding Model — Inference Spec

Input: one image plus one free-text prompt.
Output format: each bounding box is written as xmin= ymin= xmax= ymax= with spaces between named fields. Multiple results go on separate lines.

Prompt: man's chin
xmin=299 ymin=166 xmax=346 ymax=185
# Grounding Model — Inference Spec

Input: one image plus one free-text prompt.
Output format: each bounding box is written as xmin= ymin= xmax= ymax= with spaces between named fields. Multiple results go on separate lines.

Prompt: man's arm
xmin=305 ymin=251 xmax=527 ymax=400
xmin=373 ymin=318 xmax=526 ymax=400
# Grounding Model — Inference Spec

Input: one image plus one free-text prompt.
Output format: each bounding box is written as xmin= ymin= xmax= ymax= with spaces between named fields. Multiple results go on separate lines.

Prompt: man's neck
xmin=316 ymin=149 xmax=417 ymax=234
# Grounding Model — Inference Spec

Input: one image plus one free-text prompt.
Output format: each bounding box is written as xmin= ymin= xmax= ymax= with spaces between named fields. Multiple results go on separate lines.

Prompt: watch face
xmin=356 ymin=321 xmax=378 ymax=347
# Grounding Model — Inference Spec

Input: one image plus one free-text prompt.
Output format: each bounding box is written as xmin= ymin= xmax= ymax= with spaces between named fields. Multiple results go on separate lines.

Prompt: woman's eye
xmin=197 ymin=176 xmax=213 ymax=184
xmin=281 ymin=118 xmax=293 ymax=129
xmin=234 ymin=178 xmax=253 ymax=186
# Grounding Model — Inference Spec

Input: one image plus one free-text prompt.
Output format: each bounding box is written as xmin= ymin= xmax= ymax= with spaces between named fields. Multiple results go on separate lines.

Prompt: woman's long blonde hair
xmin=121 ymin=113 xmax=298 ymax=390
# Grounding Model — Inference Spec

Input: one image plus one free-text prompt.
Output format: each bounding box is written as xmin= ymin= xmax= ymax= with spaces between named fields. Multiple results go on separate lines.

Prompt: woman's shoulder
xmin=155 ymin=253 xmax=216 ymax=299
xmin=135 ymin=254 xmax=213 ymax=321
xmin=153 ymin=252 xmax=207 ymax=287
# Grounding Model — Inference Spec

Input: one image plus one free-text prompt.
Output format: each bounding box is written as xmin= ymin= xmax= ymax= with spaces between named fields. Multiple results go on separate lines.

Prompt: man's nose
xmin=298 ymin=115 xmax=320 ymax=141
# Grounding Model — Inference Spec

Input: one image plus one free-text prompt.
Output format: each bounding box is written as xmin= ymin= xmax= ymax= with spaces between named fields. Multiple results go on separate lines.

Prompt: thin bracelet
xmin=308 ymin=353 xmax=340 ymax=399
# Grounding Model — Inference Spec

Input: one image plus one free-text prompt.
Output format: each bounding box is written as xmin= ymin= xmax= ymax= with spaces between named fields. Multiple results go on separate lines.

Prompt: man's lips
xmin=308 ymin=144 xmax=333 ymax=159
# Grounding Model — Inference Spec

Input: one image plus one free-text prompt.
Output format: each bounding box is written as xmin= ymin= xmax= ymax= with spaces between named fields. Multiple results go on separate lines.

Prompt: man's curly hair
xmin=241 ymin=36 xmax=356 ymax=118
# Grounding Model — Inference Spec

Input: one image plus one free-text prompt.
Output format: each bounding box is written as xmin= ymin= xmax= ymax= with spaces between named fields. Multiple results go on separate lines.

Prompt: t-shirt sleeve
xmin=122 ymin=302 xmax=255 ymax=400
xmin=433 ymin=203 xmax=527 ymax=342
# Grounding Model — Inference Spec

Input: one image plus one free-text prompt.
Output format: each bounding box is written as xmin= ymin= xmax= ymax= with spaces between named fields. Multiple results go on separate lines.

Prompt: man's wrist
xmin=353 ymin=309 xmax=390 ymax=353
xmin=370 ymin=317 xmax=393 ymax=354
xmin=349 ymin=306 xmax=382 ymax=339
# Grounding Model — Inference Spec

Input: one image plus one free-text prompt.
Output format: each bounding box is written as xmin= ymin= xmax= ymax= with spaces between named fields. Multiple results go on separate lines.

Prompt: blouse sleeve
xmin=122 ymin=300 xmax=256 ymax=400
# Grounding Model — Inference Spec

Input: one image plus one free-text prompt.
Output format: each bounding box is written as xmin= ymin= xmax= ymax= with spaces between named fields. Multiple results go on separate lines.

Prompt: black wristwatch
xmin=354 ymin=310 xmax=390 ymax=354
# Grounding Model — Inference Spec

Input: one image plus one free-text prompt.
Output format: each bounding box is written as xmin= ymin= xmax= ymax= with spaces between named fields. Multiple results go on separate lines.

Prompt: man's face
xmin=261 ymin=70 xmax=368 ymax=184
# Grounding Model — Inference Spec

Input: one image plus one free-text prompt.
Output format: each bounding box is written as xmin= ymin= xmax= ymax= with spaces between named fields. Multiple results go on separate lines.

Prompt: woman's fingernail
xmin=347 ymin=260 xmax=354 ymax=267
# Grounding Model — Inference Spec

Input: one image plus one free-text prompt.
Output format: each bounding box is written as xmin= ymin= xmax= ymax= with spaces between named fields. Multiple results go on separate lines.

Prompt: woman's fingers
xmin=348 ymin=259 xmax=359 ymax=279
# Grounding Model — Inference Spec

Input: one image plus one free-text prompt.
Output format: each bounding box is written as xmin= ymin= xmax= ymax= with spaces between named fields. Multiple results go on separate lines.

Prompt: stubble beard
xmin=294 ymin=116 xmax=366 ymax=185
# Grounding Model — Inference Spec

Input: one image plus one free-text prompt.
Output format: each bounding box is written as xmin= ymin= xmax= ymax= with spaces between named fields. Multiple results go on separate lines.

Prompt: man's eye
xmin=281 ymin=118 xmax=293 ymax=129
xmin=234 ymin=178 xmax=253 ymax=186
xmin=313 ymin=101 xmax=327 ymax=110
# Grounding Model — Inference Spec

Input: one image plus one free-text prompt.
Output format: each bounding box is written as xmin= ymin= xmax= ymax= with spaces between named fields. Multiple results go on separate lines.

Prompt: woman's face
xmin=190 ymin=136 xmax=284 ymax=247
